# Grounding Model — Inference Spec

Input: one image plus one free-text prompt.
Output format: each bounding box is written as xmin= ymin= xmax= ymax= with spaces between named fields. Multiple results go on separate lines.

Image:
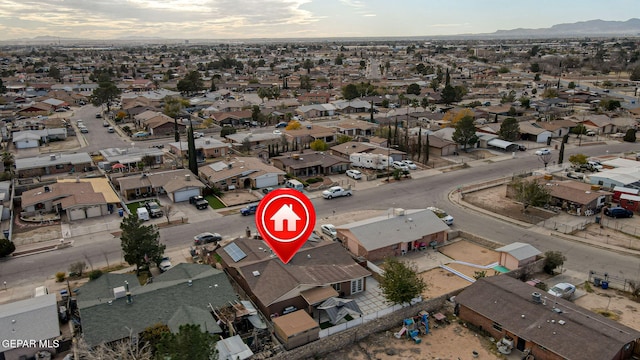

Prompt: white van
xmin=136 ymin=207 xmax=150 ymax=221
xmin=34 ymin=286 xmax=49 ymax=297
xmin=285 ymin=179 xmax=304 ymax=191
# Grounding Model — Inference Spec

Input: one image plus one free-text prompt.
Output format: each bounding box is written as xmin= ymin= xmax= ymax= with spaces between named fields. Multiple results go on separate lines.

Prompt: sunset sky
xmin=0 ymin=0 xmax=636 ymax=41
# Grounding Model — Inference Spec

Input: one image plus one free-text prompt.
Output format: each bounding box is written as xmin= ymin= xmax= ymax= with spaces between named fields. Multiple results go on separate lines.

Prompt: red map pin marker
xmin=255 ymin=188 xmax=316 ymax=264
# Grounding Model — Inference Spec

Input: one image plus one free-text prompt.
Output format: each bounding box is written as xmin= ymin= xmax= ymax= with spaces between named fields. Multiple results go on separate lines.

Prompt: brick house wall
xmin=18 ymin=162 xmax=91 ymax=178
xmin=150 ymin=122 xmax=176 ymax=136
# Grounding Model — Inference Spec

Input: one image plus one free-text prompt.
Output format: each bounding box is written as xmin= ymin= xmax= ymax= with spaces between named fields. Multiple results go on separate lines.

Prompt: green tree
xmin=176 ymin=70 xmax=204 ymax=95
xmin=498 ymin=117 xmax=520 ymax=141
xmin=187 ymin=124 xmax=198 ymax=176
xmin=90 ymin=74 xmax=121 ymax=113
xmin=543 ymin=251 xmax=566 ymax=275
xmin=257 ymin=87 xmax=271 ymax=102
xmin=155 ymin=324 xmax=217 ymax=360
xmin=519 ymin=96 xmax=530 ymax=108
xmin=48 ymin=66 xmax=62 ymax=82
xmin=630 ymin=66 xmax=640 ymax=81
xmin=624 ymin=128 xmax=636 ymax=143
xmin=567 ymin=81 xmax=576 ymax=89
xmin=500 ymin=90 xmax=516 ymax=104
xmin=0 ymin=238 xmax=15 ymax=257
xmin=568 ymin=153 xmax=588 ymax=166
xmin=163 ymin=96 xmax=189 ymax=142
xmin=421 ymin=97 xmax=429 ymax=109
xmin=141 ymin=323 xmax=171 ymax=353
xmin=600 ymin=99 xmax=621 ymax=111
xmin=303 ymin=58 xmax=314 ymax=74
xmin=509 ymin=177 xmax=551 ymax=212
xmin=406 ymin=83 xmax=421 ymax=95
xmin=452 ymin=115 xmax=478 ymax=151
xmin=300 ymin=75 xmax=312 ymax=91
xmin=0 ymin=78 xmax=6 ymax=93
xmin=341 ymin=83 xmax=359 ymax=101
xmin=337 ymin=134 xmax=352 ymax=144
xmin=1 ymin=151 xmax=14 ymax=172
xmin=530 ymin=63 xmax=540 ymax=73
xmin=220 ymin=126 xmax=236 ymax=137
xmin=120 ymin=215 xmax=165 ymax=275
xmin=542 ymin=88 xmax=558 ymax=99
xmin=309 ymin=139 xmax=329 ymax=151
xmin=379 ymin=258 xmax=427 ymax=305
xmin=441 ymin=84 xmax=457 ymax=104
xmin=558 ymin=134 xmax=569 ymax=164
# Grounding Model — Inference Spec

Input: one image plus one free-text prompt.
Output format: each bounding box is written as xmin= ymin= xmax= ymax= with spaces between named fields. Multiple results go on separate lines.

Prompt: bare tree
xmin=538 ymin=153 xmax=553 ymax=168
xmin=163 ymin=205 xmax=173 ymax=224
xmin=75 ymin=336 xmax=152 ymax=360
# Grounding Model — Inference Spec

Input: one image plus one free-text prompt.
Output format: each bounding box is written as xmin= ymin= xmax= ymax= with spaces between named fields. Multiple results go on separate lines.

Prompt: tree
xmin=568 ymin=153 xmax=588 ymax=166
xmin=75 ymin=337 xmax=152 ymax=360
xmin=530 ymin=63 xmax=540 ymax=73
xmin=141 ymin=323 xmax=171 ymax=353
xmin=48 ymin=66 xmax=62 ymax=82
xmin=0 ymin=238 xmax=15 ymax=257
xmin=509 ymin=177 xmax=551 ymax=212
xmin=630 ymin=65 xmax=640 ymax=81
xmin=442 ymin=108 xmax=474 ymax=127
xmin=558 ymin=134 xmax=569 ymax=164
xmin=624 ymin=128 xmax=637 ymax=143
xmin=542 ymin=88 xmax=558 ymax=99
xmin=1 ymin=151 xmax=14 ymax=172
xmin=452 ymin=115 xmax=478 ymax=151
xmin=285 ymin=121 xmax=302 ymax=130
xmin=176 ymin=70 xmax=204 ymax=95
xmin=337 ymin=134 xmax=352 ymax=144
xmin=120 ymin=215 xmax=165 ymax=275
xmin=378 ymin=257 xmax=426 ymax=305
xmin=543 ymin=250 xmax=566 ymax=275
xmin=303 ymin=58 xmax=313 ymax=74
xmin=600 ymin=99 xmax=621 ymax=111
xmin=187 ymin=124 xmax=198 ymax=176
xmin=90 ymin=74 xmax=121 ymax=113
xmin=441 ymin=84 xmax=457 ymax=104
xmin=572 ymin=124 xmax=587 ymax=136
xmin=0 ymin=78 xmax=5 ymax=93
xmin=68 ymin=261 xmax=86 ymax=277
xmin=257 ymin=87 xmax=271 ymax=102
xmin=406 ymin=83 xmax=421 ymax=95
xmin=299 ymin=75 xmax=312 ymax=91
xmin=498 ymin=117 xmax=520 ymax=141
xmin=164 ymin=96 xmax=189 ymax=142
xmin=341 ymin=83 xmax=359 ymax=101
xmin=310 ymin=139 xmax=329 ymax=151
xmin=155 ymin=324 xmax=217 ymax=360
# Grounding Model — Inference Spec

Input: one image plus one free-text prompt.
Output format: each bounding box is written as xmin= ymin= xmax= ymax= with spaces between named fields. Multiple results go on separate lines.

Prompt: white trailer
xmin=349 ymin=152 xmax=392 ymax=170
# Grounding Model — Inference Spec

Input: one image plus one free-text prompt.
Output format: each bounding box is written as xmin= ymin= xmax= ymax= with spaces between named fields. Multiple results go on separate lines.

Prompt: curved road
xmin=2 ymin=142 xmax=640 ymax=288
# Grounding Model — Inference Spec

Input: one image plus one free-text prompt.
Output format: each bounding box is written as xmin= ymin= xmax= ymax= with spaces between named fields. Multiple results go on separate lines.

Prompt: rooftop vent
xmin=185 ymin=174 xmax=191 ymax=181
xmin=44 ymin=186 xmax=50 ymax=193
xmin=50 ymin=154 xmax=56 ymax=161
xmin=532 ymin=292 xmax=542 ymax=304
xmin=252 ymin=271 xmax=260 ymax=277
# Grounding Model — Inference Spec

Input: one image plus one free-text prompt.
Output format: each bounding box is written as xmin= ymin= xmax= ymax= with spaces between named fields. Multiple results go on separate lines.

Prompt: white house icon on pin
xmin=270 ymin=204 xmax=301 ymax=231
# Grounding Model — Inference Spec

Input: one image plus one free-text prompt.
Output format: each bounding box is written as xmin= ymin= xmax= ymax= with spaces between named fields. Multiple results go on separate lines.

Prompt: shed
xmin=272 ymin=310 xmax=320 ymax=350
xmin=487 ymin=138 xmax=519 ymax=152
xmin=495 ymin=242 xmax=541 ymax=270
xmin=619 ymin=193 xmax=640 ymax=212
xmin=613 ymin=186 xmax=640 ymax=202
xmin=216 ymin=335 xmax=253 ymax=360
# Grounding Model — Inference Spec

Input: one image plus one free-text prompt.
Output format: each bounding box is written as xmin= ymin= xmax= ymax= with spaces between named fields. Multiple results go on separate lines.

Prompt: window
xmin=492 ymin=322 xmax=502 ymax=332
xmin=351 ymin=278 xmax=363 ymax=294
xmin=332 ymin=283 xmax=341 ymax=292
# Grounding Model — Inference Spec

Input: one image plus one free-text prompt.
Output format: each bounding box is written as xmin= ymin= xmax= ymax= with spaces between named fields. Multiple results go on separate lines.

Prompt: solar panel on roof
xmin=224 ymin=242 xmax=247 ymax=262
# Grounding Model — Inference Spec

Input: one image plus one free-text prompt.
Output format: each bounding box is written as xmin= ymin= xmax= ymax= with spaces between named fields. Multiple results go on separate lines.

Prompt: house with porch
xmin=168 ymin=137 xmax=230 ymax=160
xmin=335 ymin=119 xmax=378 ymax=137
xmin=456 ymin=275 xmax=640 ymax=360
xmin=99 ymin=147 xmax=164 ymax=171
xmin=283 ymin=125 xmax=337 ymax=147
xmin=271 ymin=152 xmax=351 ymax=177
xmin=115 ymin=169 xmax=205 ymax=202
xmin=335 ymin=208 xmax=450 ymax=262
xmin=295 ymin=104 xmax=336 ymax=119
xmin=12 ymin=128 xmax=67 ymax=149
xmin=217 ymin=237 xmax=371 ymax=318
xmin=198 ymin=157 xmax=285 ymax=190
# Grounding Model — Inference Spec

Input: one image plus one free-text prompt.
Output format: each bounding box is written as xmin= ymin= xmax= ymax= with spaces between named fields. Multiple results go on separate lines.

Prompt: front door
xmin=516 ymin=337 xmax=526 ymax=351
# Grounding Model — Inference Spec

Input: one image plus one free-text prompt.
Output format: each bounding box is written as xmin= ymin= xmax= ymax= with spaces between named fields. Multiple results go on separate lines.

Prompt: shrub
xmin=89 ymin=270 xmax=103 ymax=280
xmin=68 ymin=261 xmax=86 ymax=277
xmin=0 ymin=238 xmax=16 ymax=257
xmin=55 ymin=272 xmax=66 ymax=282
xmin=306 ymin=177 xmax=324 ymax=184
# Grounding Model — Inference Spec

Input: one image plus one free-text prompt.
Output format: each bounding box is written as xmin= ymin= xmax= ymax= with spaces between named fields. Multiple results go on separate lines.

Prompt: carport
xmin=487 ymin=138 xmax=519 ymax=152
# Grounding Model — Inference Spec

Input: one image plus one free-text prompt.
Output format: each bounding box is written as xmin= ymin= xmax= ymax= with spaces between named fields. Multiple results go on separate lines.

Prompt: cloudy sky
xmin=0 ymin=0 xmax=636 ymax=40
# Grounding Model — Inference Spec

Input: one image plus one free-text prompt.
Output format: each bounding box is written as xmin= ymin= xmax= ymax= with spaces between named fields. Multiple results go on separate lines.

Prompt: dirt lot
xmin=316 ymin=320 xmax=501 ymax=360
xmin=464 ymin=184 xmax=556 ymax=224
xmin=439 ymin=241 xmax=500 ymax=266
xmin=574 ymin=285 xmax=640 ymax=331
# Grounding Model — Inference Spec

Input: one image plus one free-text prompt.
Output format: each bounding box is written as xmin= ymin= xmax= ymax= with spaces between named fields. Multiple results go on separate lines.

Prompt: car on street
xmin=392 ymin=161 xmax=409 ymax=171
xmin=193 ymin=232 xmax=222 ymax=245
xmin=427 ymin=206 xmax=454 ymax=225
xmin=78 ymin=125 xmax=89 ymax=133
xmin=402 ymin=160 xmax=417 ymax=170
xmin=133 ymin=131 xmax=149 ymax=138
xmin=273 ymin=129 xmax=282 ymax=135
xmin=240 ymin=203 xmax=258 ymax=216
xmin=604 ymin=207 xmax=633 ymax=218
xmin=107 ymin=126 xmax=115 ymax=133
xmin=321 ymin=224 xmax=337 ymax=239
xmin=95 ymin=112 xmax=102 ymax=118
xmin=322 ymin=186 xmax=352 ymax=199
xmin=611 ymin=132 xmax=625 ymax=138
xmin=262 ymin=187 xmax=274 ymax=194
xmin=346 ymin=169 xmax=362 ymax=180
xmin=193 ymin=131 xmax=204 ymax=138
xmin=159 ymin=257 xmax=172 ymax=272
xmin=535 ymin=149 xmax=551 ymax=155
xmin=547 ymin=283 xmax=576 ymax=299
xmin=103 ymin=121 xmax=109 ymax=127
xmin=189 ymin=195 xmax=209 ymax=210
xmin=275 ymin=122 xmax=288 ymax=128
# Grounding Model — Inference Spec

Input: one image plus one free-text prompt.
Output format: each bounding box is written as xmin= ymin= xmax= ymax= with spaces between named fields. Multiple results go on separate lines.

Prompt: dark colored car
xmin=604 ymin=207 xmax=633 ymax=218
xmin=145 ymin=201 xmax=164 ymax=218
xmin=240 ymin=204 xmax=258 ymax=216
xmin=189 ymin=195 xmax=209 ymax=210
xmin=193 ymin=232 xmax=222 ymax=245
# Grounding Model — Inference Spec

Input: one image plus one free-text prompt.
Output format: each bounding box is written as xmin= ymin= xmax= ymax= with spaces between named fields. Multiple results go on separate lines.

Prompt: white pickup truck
xmin=427 ymin=206 xmax=454 ymax=225
xmin=322 ymin=186 xmax=352 ymax=199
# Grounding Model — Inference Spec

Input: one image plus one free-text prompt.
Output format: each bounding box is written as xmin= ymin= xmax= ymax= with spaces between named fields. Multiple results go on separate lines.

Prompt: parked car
xmin=586 ymin=130 xmax=597 ymax=136
xmin=346 ymin=169 xmax=362 ymax=180
xmin=604 ymin=207 xmax=633 ymax=218
xmin=535 ymin=148 xmax=551 ymax=155
xmin=322 ymin=186 xmax=352 ymax=199
xmin=547 ymin=283 xmax=576 ymax=299
xmin=273 ymin=129 xmax=282 ymax=135
xmin=275 ymin=122 xmax=288 ymax=128
xmin=193 ymin=131 xmax=204 ymax=139
xmin=518 ymin=144 xmax=527 ymax=151
xmin=240 ymin=203 xmax=258 ymax=216
xmin=427 ymin=206 xmax=454 ymax=225
xmin=262 ymin=187 xmax=274 ymax=194
xmin=587 ymin=160 xmax=603 ymax=170
xmin=95 ymin=112 xmax=102 ymax=118
xmin=103 ymin=121 xmax=109 ymax=127
xmin=78 ymin=126 xmax=89 ymax=134
xmin=401 ymin=160 xmax=417 ymax=170
xmin=392 ymin=161 xmax=409 ymax=171
xmin=144 ymin=201 xmax=164 ymax=218
xmin=107 ymin=126 xmax=115 ymax=133
xmin=193 ymin=232 xmax=222 ymax=245
xmin=159 ymin=257 xmax=172 ymax=272
xmin=133 ymin=131 xmax=149 ymax=138
xmin=321 ymin=224 xmax=337 ymax=239
xmin=189 ymin=195 xmax=209 ymax=210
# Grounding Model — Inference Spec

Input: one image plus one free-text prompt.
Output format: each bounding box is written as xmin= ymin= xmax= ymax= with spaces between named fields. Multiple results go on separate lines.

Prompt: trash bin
xmin=601 ymin=281 xmax=609 ymax=289
xmin=594 ymin=277 xmax=602 ymax=287
xmin=595 ymin=216 xmax=601 ymax=224
xmin=118 ymin=209 xmax=124 ymax=217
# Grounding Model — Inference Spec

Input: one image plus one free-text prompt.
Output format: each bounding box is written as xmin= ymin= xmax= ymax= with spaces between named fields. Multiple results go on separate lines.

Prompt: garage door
xmin=255 ymin=174 xmax=279 ymax=189
xmin=86 ymin=205 xmax=102 ymax=218
xmin=68 ymin=208 xmax=86 ymax=221
xmin=173 ymin=188 xmax=201 ymax=203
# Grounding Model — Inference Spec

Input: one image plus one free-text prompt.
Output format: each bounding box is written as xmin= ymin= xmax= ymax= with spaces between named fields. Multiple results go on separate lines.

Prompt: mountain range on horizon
xmin=3 ymin=18 xmax=640 ymax=44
